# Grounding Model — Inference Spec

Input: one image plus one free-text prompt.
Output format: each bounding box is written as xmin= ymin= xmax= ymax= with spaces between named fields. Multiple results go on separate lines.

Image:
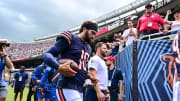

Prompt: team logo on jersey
xmin=160 ymin=34 xmax=180 ymax=93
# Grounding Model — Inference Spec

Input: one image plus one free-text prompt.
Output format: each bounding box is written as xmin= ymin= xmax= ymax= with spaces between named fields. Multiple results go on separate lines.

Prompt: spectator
xmin=112 ymin=34 xmax=120 ymax=56
xmin=122 ymin=20 xmax=137 ymax=46
xmin=0 ymin=39 xmax=14 ymax=101
xmin=105 ymin=56 xmax=123 ymax=101
xmin=136 ymin=3 xmax=168 ymax=40
xmin=14 ymin=66 xmax=28 ymax=101
xmin=118 ymin=36 xmax=125 ymax=52
xmin=111 ymin=34 xmax=124 ymax=56
xmin=85 ymin=42 xmax=110 ymax=101
xmin=106 ymin=42 xmax=112 ymax=57
xmin=164 ymin=9 xmax=180 ymax=34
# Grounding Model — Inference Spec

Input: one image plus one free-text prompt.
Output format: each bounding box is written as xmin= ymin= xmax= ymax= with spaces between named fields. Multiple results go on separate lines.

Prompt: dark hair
xmin=79 ymin=20 xmax=98 ymax=33
xmin=95 ymin=42 xmax=105 ymax=52
xmin=113 ymin=33 xmax=119 ymax=40
xmin=127 ymin=19 xmax=133 ymax=23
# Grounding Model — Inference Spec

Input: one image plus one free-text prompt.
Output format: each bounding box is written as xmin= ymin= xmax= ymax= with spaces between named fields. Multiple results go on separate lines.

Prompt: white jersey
xmin=87 ymin=55 xmax=108 ymax=90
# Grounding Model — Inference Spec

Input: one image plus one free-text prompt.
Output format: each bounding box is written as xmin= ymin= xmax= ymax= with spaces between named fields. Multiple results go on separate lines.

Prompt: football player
xmin=43 ymin=20 xmax=98 ymax=101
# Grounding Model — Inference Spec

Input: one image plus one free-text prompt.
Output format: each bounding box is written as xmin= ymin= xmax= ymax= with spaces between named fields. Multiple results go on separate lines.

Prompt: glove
xmin=74 ymin=70 xmax=88 ymax=85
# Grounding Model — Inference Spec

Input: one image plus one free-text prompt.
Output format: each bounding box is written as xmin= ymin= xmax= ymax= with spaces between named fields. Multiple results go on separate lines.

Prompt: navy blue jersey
xmin=108 ymin=67 xmax=123 ymax=90
xmin=43 ymin=31 xmax=91 ymax=92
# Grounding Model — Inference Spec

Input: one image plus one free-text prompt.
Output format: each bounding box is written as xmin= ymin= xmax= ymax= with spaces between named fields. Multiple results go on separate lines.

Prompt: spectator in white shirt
xmin=122 ymin=20 xmax=137 ymax=46
xmin=85 ymin=42 xmax=110 ymax=101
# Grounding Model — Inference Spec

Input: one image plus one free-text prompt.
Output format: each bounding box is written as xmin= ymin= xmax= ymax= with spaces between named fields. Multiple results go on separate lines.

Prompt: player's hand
xmin=97 ymin=91 xmax=105 ymax=101
xmin=58 ymin=61 xmax=77 ymax=77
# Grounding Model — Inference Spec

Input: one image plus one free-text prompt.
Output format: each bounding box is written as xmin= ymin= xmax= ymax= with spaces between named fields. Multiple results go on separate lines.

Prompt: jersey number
xmin=79 ymin=50 xmax=90 ymax=71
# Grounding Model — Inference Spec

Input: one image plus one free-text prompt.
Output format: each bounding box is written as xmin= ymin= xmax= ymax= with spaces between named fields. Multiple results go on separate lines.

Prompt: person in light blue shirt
xmin=0 ymin=39 xmax=14 ymax=101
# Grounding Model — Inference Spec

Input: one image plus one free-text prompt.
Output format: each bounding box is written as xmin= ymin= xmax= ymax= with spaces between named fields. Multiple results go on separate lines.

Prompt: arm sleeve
xmin=43 ymin=38 xmax=69 ymax=70
xmin=39 ymin=67 xmax=52 ymax=87
xmin=88 ymin=57 xmax=99 ymax=71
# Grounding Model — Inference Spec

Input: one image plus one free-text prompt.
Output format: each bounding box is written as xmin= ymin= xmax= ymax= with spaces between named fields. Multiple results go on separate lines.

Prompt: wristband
xmin=10 ymin=67 xmax=15 ymax=73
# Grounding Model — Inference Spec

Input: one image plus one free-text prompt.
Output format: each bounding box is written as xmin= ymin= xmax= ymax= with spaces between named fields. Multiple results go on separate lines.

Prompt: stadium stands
xmin=7 ymin=40 xmax=55 ymax=61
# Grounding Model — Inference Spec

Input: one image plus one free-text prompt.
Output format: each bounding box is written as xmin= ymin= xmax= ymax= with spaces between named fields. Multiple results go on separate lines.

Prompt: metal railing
xmin=139 ymin=29 xmax=179 ymax=40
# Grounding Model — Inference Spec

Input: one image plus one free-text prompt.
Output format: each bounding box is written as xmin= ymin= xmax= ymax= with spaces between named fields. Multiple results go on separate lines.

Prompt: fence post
xmin=132 ymin=41 xmax=138 ymax=101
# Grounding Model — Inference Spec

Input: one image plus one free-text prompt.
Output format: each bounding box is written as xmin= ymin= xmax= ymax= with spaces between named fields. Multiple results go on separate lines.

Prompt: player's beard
xmin=84 ymin=30 xmax=92 ymax=44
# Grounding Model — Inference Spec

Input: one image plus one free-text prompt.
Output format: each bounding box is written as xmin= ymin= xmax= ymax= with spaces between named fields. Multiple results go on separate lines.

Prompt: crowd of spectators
xmin=7 ymin=40 xmax=55 ymax=60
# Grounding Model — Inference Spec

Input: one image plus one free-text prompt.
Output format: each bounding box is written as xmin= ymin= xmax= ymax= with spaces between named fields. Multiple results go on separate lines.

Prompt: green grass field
xmin=6 ymin=86 xmax=34 ymax=101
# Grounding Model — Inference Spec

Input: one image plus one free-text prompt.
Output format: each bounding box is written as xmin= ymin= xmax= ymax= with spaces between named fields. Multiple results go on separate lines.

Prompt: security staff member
xmin=136 ymin=3 xmax=168 ymax=39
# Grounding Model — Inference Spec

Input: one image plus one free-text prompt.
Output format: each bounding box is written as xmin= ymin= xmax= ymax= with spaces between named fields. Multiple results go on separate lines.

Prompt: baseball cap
xmin=104 ymin=56 xmax=115 ymax=63
xmin=145 ymin=3 xmax=152 ymax=8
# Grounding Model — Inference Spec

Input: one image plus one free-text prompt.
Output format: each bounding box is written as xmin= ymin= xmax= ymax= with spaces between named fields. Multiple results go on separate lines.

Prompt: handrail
xmin=139 ymin=29 xmax=179 ymax=40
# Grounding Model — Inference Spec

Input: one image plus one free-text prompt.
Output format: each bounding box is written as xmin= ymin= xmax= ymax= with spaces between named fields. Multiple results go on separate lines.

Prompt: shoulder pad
xmin=56 ymin=31 xmax=73 ymax=45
